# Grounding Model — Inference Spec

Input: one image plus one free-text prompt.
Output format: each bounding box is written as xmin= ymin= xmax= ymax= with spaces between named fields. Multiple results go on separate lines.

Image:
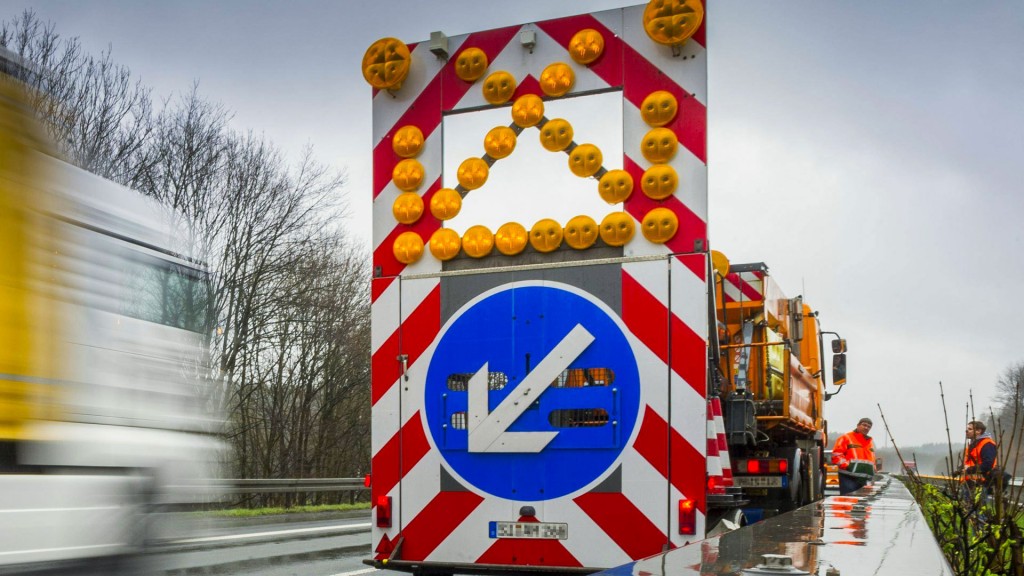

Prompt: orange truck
xmin=712 ymin=253 xmax=847 ymax=521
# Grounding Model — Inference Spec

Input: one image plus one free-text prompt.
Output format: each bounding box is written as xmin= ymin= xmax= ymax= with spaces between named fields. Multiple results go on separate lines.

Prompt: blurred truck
xmin=1 ymin=48 xmax=222 ymax=573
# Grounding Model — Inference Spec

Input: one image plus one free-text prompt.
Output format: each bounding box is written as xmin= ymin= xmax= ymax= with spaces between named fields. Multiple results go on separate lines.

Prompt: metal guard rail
xmin=192 ymin=478 xmax=369 ymax=494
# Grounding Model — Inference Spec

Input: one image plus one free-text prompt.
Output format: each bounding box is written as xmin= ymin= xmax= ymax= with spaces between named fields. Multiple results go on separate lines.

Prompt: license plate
xmin=489 ymin=521 xmax=568 ymax=540
xmin=734 ymin=475 xmax=784 ymax=488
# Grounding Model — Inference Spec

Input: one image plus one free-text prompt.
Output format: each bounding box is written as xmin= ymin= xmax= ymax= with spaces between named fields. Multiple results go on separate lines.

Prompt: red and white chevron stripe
xmin=706 ymin=403 xmax=725 ymax=495
xmin=371 ymin=3 xmax=707 ymax=569
xmin=710 ymin=397 xmax=734 ymax=488
xmin=721 ymin=270 xmax=765 ymax=303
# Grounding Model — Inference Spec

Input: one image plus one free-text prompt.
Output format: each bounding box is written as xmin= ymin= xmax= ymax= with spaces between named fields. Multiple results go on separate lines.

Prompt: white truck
xmin=1 ymin=58 xmax=222 ymax=573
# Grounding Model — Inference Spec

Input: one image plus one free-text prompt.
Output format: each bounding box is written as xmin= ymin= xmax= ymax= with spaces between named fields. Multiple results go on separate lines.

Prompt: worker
xmin=961 ymin=420 xmax=999 ymax=492
xmin=831 ymin=417 xmax=877 ymax=495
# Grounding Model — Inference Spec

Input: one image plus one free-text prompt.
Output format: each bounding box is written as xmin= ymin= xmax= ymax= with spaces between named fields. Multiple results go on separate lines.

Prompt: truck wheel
xmin=800 ymin=450 xmax=819 ymax=505
xmin=788 ymin=448 xmax=802 ymax=505
xmin=817 ymin=446 xmax=827 ymax=499
xmin=707 ymin=508 xmax=746 ymax=537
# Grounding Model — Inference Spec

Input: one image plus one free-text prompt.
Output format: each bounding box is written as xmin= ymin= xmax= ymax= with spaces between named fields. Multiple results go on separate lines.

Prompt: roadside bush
xmin=883 ymin=376 xmax=1024 ymax=575
xmin=909 ymin=481 xmax=1023 ymax=575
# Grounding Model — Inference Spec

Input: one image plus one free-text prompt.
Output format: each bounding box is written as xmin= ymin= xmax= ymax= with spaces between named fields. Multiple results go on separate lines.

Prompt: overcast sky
xmin=7 ymin=1 xmax=1023 ymax=448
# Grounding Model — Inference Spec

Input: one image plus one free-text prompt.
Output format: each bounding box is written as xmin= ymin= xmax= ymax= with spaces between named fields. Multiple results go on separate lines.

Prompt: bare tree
xmin=993 ymin=362 xmax=1024 ymax=480
xmin=1 ymin=10 xmax=154 ymax=184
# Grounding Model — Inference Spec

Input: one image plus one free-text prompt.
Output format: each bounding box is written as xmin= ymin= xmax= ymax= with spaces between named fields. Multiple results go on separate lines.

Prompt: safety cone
xmin=706 ymin=403 xmax=726 ymax=495
xmin=710 ymin=397 xmax=734 ymax=488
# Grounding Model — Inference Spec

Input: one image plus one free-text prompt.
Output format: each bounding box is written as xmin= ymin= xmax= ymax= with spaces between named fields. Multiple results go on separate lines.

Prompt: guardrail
xmin=215 ymin=478 xmax=368 ymax=494
xmin=170 ymin=478 xmax=369 ymax=496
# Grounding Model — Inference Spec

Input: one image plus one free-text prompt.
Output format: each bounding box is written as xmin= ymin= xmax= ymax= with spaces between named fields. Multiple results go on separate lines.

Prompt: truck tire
xmin=800 ymin=449 xmax=821 ymax=505
xmin=788 ymin=448 xmax=802 ymax=506
xmin=818 ymin=445 xmax=827 ymax=499
xmin=707 ymin=508 xmax=746 ymax=537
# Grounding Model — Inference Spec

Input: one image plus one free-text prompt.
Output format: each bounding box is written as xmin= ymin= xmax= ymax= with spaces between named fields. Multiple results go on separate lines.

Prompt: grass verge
xmin=205 ymin=502 xmax=371 ymax=518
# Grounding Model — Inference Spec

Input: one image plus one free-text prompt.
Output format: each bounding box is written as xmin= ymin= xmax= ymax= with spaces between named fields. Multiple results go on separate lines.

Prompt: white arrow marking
xmin=467 ymin=324 xmax=595 ymax=453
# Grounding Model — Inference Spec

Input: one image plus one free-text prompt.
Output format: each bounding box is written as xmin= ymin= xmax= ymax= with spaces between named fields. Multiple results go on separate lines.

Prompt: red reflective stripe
xmin=633 ymin=406 xmax=706 ymax=514
xmin=398 ymin=491 xmax=485 ymax=561
xmin=440 ymin=26 xmax=521 ymax=112
xmin=477 ymin=535 xmax=582 ymax=567
xmin=724 ymin=272 xmax=764 ymax=302
xmin=537 ymin=9 xmax=706 ymax=164
xmin=623 ymin=156 xmax=708 ymax=263
xmin=622 ymin=270 xmax=667 ymax=367
xmin=574 ymin=492 xmax=669 ymax=559
xmin=371 ymin=285 xmax=441 ymax=405
xmin=535 ymin=14 xmax=624 ymax=88
xmin=670 ymin=302 xmax=706 ymax=396
xmin=678 ymin=252 xmax=707 ymax=283
xmin=371 ymin=327 xmax=400 ymax=405
xmin=711 ymin=398 xmax=734 ymax=485
xmin=372 ymin=178 xmax=443 ymax=283
xmin=622 ymin=44 xmax=706 ymax=163
xmin=692 ymin=11 xmax=706 ymax=48
xmin=372 ymin=82 xmax=442 ymax=200
xmin=622 ymin=271 xmax=705 ymax=395
xmin=511 ymin=74 xmax=543 ymax=100
xmin=371 ymin=276 xmax=393 ymax=304
xmin=371 ymin=414 xmax=430 ymax=501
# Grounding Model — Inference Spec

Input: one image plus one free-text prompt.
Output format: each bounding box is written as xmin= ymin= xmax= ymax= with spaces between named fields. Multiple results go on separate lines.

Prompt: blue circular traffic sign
xmin=424 ymin=282 xmax=640 ymax=501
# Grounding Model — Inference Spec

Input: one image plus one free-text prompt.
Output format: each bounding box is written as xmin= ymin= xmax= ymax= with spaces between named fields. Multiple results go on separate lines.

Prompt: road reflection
xmin=597 ymin=476 xmax=953 ymax=576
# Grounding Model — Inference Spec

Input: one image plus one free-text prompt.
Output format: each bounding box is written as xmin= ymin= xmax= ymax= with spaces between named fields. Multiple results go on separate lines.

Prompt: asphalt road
xmin=142 ymin=511 xmax=373 ymax=576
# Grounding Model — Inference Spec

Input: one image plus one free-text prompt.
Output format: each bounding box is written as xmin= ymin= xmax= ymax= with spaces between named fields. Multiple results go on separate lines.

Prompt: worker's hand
xmin=836 ymin=458 xmax=849 ymax=470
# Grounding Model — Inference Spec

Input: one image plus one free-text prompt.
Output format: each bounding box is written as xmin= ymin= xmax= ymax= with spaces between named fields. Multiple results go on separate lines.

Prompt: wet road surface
xmin=596 ymin=475 xmax=951 ymax=576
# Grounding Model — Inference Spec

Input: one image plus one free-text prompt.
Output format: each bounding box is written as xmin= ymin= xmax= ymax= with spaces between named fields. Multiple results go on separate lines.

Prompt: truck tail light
xmin=678 ymin=498 xmax=696 ymax=535
xmin=737 ymin=458 xmax=788 ymax=475
xmin=376 ymin=495 xmax=392 ymax=528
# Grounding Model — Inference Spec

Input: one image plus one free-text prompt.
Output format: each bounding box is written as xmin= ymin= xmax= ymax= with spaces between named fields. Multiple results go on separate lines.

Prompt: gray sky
xmin=7 ymin=0 xmax=1023 ymax=448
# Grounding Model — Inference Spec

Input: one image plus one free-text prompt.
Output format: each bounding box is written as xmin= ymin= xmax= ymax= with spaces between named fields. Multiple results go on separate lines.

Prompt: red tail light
xmin=708 ymin=475 xmax=726 ymax=494
xmin=376 ymin=495 xmax=392 ymax=528
xmin=678 ymin=498 xmax=696 ymax=535
xmin=738 ymin=458 xmax=788 ymax=475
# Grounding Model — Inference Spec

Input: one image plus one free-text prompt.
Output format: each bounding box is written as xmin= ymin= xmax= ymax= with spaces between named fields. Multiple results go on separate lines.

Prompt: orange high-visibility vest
xmin=962 ymin=437 xmax=997 ymax=483
xmin=832 ymin=431 xmax=876 ymax=480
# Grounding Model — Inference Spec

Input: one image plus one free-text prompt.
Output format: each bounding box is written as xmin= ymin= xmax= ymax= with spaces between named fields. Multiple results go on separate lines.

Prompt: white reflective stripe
xmin=171 ymin=522 xmax=371 ymax=545
xmin=0 ymin=506 xmax=121 ymax=513
xmin=329 ymin=568 xmax=378 ymax=576
xmin=0 ymin=544 xmax=119 ymax=558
